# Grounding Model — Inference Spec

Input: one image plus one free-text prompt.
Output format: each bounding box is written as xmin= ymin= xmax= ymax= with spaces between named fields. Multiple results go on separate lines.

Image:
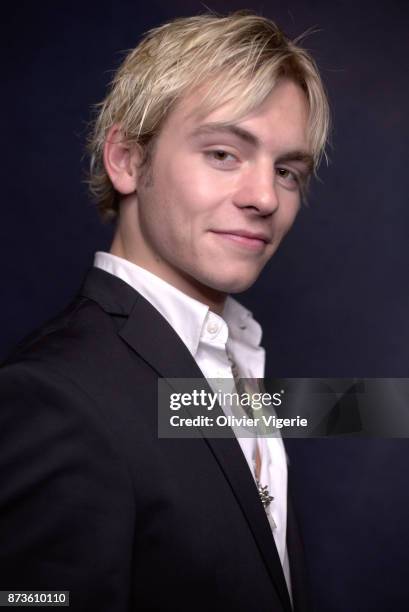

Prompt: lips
xmin=210 ymin=230 xmax=271 ymax=251
xmin=212 ymin=230 xmax=271 ymax=242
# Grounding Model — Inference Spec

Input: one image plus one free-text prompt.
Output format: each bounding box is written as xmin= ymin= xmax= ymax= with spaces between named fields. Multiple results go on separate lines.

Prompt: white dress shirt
xmin=93 ymin=251 xmax=291 ymax=597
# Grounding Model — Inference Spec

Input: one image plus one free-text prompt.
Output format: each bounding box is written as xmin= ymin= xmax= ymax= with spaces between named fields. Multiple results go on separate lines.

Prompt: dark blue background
xmin=2 ymin=0 xmax=409 ymax=609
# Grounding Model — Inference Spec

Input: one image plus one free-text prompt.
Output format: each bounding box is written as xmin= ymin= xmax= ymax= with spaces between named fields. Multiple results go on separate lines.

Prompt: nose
xmin=233 ymin=159 xmax=279 ymax=216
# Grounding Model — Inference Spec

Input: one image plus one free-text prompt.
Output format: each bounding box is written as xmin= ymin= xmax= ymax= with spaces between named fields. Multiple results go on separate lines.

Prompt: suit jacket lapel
xmin=286 ymin=492 xmax=312 ymax=612
xmin=80 ymin=266 xmax=293 ymax=612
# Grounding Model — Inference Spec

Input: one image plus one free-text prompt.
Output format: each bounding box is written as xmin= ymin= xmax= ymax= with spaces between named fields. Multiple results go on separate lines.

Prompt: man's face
xmin=132 ymin=77 xmax=312 ymax=298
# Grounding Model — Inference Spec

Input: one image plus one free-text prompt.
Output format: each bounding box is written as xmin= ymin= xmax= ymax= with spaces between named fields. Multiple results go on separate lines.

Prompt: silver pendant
xmin=256 ymin=480 xmax=274 ymax=509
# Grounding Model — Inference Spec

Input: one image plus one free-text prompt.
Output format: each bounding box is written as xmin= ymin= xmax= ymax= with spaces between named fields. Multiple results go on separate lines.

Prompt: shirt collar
xmin=93 ymin=251 xmax=262 ymax=356
xmin=223 ymin=295 xmax=263 ymax=349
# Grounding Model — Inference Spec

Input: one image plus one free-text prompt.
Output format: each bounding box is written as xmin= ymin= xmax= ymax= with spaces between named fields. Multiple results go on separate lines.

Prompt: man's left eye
xmin=276 ymin=168 xmax=298 ymax=183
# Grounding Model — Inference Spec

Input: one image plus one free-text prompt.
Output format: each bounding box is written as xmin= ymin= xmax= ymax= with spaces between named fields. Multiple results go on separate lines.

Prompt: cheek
xmin=176 ymin=167 xmax=223 ymax=211
xmin=280 ymin=196 xmax=300 ymax=229
xmin=269 ymin=199 xmax=300 ymax=250
xmin=167 ymin=151 xmax=229 ymax=206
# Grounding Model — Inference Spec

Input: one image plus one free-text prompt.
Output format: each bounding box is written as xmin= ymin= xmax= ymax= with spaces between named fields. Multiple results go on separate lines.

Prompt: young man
xmin=0 ymin=12 xmax=329 ymax=612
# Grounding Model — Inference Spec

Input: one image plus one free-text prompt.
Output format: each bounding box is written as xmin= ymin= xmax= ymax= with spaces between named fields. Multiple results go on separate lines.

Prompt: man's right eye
xmin=212 ymin=150 xmax=231 ymax=161
xmin=205 ymin=150 xmax=238 ymax=167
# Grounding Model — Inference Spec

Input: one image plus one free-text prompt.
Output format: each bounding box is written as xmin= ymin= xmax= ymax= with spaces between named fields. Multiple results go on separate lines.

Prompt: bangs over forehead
xmin=87 ymin=11 xmax=330 ymax=221
xmin=183 ymin=70 xmax=313 ymax=152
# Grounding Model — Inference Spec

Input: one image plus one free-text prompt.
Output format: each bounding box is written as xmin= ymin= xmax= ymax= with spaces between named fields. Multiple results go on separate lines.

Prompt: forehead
xmin=163 ymin=78 xmax=311 ymax=153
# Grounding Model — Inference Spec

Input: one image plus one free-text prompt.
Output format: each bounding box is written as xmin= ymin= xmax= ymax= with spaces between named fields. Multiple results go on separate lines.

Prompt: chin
xmin=226 ymin=279 xmax=257 ymax=294
xmin=206 ymin=272 xmax=260 ymax=294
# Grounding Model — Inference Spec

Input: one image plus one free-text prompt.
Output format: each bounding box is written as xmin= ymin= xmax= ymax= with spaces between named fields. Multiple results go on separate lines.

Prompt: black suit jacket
xmin=0 ymin=267 xmax=312 ymax=611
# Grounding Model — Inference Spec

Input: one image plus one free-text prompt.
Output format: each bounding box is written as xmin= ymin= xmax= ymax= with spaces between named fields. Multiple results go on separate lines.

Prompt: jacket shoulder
xmin=3 ymin=296 xmax=121 ymax=370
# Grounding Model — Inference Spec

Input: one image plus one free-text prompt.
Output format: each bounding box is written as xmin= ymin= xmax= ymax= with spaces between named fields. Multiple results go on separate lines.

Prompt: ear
xmin=103 ymin=124 xmax=141 ymax=195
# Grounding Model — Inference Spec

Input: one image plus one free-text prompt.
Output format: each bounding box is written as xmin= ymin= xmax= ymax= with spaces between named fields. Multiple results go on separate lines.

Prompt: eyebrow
xmin=191 ymin=123 xmax=260 ymax=146
xmin=190 ymin=122 xmax=314 ymax=173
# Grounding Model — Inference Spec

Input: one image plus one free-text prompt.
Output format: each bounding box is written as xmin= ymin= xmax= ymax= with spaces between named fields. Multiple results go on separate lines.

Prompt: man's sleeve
xmin=0 ymin=361 xmax=135 ymax=611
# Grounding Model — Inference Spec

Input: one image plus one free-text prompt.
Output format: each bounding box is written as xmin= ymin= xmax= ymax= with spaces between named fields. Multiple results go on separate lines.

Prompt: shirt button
xmin=206 ymin=320 xmax=219 ymax=334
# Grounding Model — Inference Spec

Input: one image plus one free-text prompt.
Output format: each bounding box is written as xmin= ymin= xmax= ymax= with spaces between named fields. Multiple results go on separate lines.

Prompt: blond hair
xmin=86 ymin=10 xmax=330 ymax=221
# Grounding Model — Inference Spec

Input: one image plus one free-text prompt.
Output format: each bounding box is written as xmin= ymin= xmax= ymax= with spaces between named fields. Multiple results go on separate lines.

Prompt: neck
xmin=110 ymin=226 xmax=227 ymax=316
